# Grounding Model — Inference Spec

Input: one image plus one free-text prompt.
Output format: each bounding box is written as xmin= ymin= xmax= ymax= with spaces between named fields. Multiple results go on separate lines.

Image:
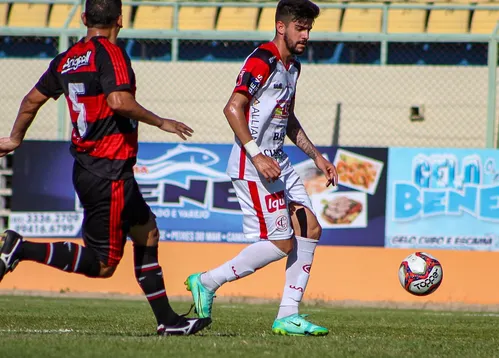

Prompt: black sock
xmin=18 ymin=241 xmax=101 ymax=278
xmin=134 ymin=245 xmax=179 ymax=326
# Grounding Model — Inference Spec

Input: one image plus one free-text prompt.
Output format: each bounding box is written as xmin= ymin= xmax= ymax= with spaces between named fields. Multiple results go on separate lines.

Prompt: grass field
xmin=0 ymin=295 xmax=498 ymax=358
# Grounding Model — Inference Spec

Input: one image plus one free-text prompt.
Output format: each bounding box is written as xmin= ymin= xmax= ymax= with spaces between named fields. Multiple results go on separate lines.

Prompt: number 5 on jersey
xmin=68 ymin=82 xmax=87 ymax=138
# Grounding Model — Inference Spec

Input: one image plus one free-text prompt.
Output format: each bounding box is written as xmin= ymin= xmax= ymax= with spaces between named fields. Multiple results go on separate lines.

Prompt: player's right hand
xmin=252 ymin=154 xmax=281 ymax=182
xmin=0 ymin=137 xmax=21 ymax=157
xmin=158 ymin=118 xmax=194 ymax=140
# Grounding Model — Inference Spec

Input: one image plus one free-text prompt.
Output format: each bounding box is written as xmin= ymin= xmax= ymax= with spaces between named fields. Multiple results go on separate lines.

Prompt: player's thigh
xmin=284 ymin=170 xmax=322 ymax=240
xmin=231 ymin=178 xmax=293 ymax=241
xmin=289 ymin=203 xmax=321 ymax=239
xmin=73 ymin=162 xmax=127 ymax=267
xmin=126 ymin=179 xmax=158 ymax=246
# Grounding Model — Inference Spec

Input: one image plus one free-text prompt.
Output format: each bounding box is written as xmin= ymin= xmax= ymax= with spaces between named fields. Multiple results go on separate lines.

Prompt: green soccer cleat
xmin=184 ymin=273 xmax=215 ymax=318
xmin=272 ymin=313 xmax=329 ymax=336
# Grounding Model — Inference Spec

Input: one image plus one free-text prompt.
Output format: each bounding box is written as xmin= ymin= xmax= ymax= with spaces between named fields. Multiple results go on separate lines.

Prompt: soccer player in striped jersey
xmin=0 ymin=0 xmax=211 ymax=336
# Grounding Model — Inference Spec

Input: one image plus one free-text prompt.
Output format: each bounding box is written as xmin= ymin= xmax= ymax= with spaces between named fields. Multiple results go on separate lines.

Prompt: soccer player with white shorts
xmin=185 ymin=0 xmax=338 ymax=336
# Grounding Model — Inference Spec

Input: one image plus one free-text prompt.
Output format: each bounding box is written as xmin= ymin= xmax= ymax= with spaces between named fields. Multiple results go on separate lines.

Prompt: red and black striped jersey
xmin=35 ymin=36 xmax=138 ymax=180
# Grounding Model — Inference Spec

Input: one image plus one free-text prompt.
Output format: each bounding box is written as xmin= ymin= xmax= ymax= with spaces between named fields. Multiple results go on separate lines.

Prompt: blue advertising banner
xmin=10 ymin=141 xmax=387 ymax=247
xmin=385 ymin=148 xmax=499 ymax=251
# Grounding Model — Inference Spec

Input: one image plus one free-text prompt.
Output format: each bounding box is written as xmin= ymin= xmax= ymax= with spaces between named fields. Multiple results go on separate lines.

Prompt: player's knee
xmin=307 ymin=223 xmax=322 ymax=241
xmin=145 ymin=227 xmax=160 ymax=247
xmin=98 ymin=263 xmax=117 ymax=278
xmin=129 ymin=214 xmax=160 ymax=247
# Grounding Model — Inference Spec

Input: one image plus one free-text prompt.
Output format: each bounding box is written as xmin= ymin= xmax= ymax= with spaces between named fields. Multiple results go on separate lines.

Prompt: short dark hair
xmin=275 ymin=0 xmax=320 ymax=24
xmin=85 ymin=0 xmax=122 ymax=28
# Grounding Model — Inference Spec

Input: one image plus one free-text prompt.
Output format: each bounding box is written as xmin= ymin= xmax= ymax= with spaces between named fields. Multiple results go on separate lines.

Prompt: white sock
xmin=200 ymin=240 xmax=287 ymax=292
xmin=277 ymin=236 xmax=318 ymax=319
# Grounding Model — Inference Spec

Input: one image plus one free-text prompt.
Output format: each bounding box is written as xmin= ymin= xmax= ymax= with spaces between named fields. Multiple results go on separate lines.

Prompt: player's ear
xmin=81 ymin=12 xmax=87 ymax=27
xmin=276 ymin=20 xmax=286 ymax=36
xmin=117 ymin=14 xmax=123 ymax=29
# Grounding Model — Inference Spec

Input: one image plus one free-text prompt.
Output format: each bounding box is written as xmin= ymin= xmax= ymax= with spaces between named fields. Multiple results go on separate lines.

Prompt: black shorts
xmin=73 ymin=162 xmax=151 ymax=266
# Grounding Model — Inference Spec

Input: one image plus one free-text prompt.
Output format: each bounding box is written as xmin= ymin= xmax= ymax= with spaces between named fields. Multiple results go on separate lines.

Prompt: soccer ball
xmin=398 ymin=252 xmax=443 ymax=296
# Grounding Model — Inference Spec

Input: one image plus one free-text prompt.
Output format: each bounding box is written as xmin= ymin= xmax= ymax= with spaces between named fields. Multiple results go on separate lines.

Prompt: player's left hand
xmin=0 ymin=137 xmax=21 ymax=157
xmin=158 ymin=118 xmax=194 ymax=140
xmin=315 ymin=155 xmax=338 ymax=187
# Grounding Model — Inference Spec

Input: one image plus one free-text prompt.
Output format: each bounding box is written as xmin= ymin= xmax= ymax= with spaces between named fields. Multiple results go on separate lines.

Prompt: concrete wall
xmin=3 ymin=239 xmax=499 ymax=307
xmin=0 ymin=59 xmax=492 ymax=147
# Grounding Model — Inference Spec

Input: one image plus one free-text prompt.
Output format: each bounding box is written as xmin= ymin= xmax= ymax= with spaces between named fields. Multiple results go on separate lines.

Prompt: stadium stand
xmin=0 ymin=3 xmax=7 ymax=27
xmin=133 ymin=4 xmax=173 ymax=29
xmin=8 ymin=3 xmax=49 ymax=27
xmin=48 ymin=4 xmax=81 ymax=28
xmin=216 ymin=6 xmax=259 ymax=31
xmin=470 ymin=5 xmax=499 ymax=34
xmin=427 ymin=6 xmax=470 ymax=34
xmin=0 ymin=1 xmax=497 ymax=65
xmin=387 ymin=8 xmax=426 ymax=33
xmin=257 ymin=6 xmax=275 ymax=31
xmin=341 ymin=3 xmax=383 ymax=33
xmin=178 ymin=6 xmax=217 ymax=30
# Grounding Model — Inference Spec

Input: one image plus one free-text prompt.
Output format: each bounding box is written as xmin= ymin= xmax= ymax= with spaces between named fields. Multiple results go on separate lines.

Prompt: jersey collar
xmin=261 ymin=41 xmax=296 ymax=70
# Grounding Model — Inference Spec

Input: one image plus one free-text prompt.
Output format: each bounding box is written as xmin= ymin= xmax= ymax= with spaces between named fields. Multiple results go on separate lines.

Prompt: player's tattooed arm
xmin=286 ymin=100 xmax=321 ymax=160
xmin=287 ymin=101 xmax=339 ymax=187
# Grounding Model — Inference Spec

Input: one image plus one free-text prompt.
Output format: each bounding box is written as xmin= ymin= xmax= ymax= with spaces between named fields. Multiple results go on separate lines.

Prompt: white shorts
xmin=232 ymin=168 xmax=315 ymax=241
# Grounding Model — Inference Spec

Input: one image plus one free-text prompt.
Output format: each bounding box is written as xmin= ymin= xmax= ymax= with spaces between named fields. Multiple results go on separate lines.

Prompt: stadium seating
xmin=470 ymin=5 xmax=499 ymax=34
xmin=0 ymin=1 xmax=498 ymax=65
xmin=427 ymin=6 xmax=469 ymax=34
xmin=216 ymin=6 xmax=259 ymax=31
xmin=0 ymin=2 xmax=497 ymax=36
xmin=8 ymin=3 xmax=49 ymax=27
xmin=0 ymin=3 xmax=8 ymax=27
xmin=133 ymin=5 xmax=173 ymax=29
xmin=48 ymin=4 xmax=82 ymax=28
xmin=178 ymin=6 xmax=217 ymax=30
xmin=257 ymin=7 xmax=275 ymax=31
xmin=387 ymin=8 xmax=426 ymax=33
xmin=122 ymin=5 xmax=132 ymax=29
xmin=312 ymin=8 xmax=342 ymax=32
xmin=341 ymin=3 xmax=383 ymax=33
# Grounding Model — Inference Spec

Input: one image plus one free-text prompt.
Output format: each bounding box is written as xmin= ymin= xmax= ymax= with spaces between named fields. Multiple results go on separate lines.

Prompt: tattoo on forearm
xmin=286 ymin=116 xmax=319 ymax=160
xmin=296 ymin=130 xmax=318 ymax=160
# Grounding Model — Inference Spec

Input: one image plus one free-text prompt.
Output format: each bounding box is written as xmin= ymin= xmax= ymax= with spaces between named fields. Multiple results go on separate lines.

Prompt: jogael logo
xmin=61 ymin=51 xmax=92 ymax=74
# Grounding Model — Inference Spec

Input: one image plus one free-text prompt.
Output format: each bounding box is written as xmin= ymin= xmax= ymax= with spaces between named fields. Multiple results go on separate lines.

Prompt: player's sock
xmin=200 ymin=240 xmax=287 ymax=291
xmin=277 ymin=236 xmax=317 ymax=319
xmin=17 ymin=241 xmax=101 ymax=277
xmin=134 ymin=245 xmax=179 ymax=326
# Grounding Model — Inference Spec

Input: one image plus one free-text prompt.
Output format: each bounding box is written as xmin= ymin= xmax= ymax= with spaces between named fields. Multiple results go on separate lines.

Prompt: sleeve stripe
xmin=98 ymin=38 xmax=129 ymax=86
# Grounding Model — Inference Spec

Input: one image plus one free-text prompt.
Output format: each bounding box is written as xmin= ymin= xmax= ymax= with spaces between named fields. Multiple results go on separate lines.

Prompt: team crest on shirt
xmin=61 ymin=50 xmax=92 ymax=74
xmin=236 ymin=68 xmax=263 ymax=95
xmin=275 ymin=215 xmax=289 ymax=232
xmin=236 ymin=69 xmax=246 ymax=86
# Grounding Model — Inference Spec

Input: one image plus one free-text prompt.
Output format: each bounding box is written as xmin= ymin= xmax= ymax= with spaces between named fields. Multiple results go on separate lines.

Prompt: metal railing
xmin=1 ymin=1 xmax=498 ymax=60
xmin=0 ymin=0 xmax=498 ymax=148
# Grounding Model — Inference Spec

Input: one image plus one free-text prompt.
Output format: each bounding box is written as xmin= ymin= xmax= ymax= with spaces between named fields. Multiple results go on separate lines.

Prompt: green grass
xmin=0 ymin=296 xmax=498 ymax=357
